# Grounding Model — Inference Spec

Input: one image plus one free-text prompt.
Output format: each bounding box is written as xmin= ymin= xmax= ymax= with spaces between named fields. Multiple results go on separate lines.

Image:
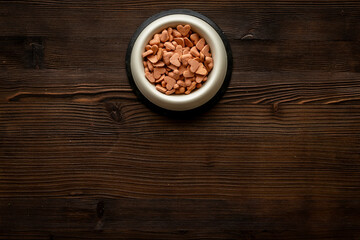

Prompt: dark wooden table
xmin=1 ymin=1 xmax=360 ymax=239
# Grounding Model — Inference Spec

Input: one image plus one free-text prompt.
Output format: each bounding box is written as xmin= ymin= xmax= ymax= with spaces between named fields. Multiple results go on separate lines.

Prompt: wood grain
xmin=0 ymin=0 xmax=360 ymax=239
xmin=0 ymin=198 xmax=359 ymax=239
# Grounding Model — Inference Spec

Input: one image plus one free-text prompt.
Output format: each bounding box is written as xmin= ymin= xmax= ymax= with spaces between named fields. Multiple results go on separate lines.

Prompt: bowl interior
xmin=130 ymin=14 xmax=227 ymax=111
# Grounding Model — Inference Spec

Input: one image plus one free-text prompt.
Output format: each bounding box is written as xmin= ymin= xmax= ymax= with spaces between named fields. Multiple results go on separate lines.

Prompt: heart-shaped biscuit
xmin=172 ymin=29 xmax=182 ymax=38
xmin=147 ymin=54 xmax=158 ymax=64
xmin=195 ymin=63 xmax=207 ymax=75
xmin=174 ymin=45 xmax=183 ymax=56
xmin=196 ymin=75 xmax=205 ymax=83
xmin=156 ymin=85 xmax=167 ymax=93
xmin=177 ymin=24 xmax=191 ymax=36
xmin=149 ymin=34 xmax=160 ymax=45
xmin=174 ymin=38 xmax=185 ymax=47
xmin=142 ymin=49 xmax=153 ymax=58
xmin=168 ymin=64 xmax=178 ymax=71
xmin=170 ymin=53 xmax=181 ymax=67
xmin=181 ymin=54 xmax=192 ymax=66
xmin=145 ymin=72 xmax=155 ymax=83
xmin=164 ymin=76 xmax=176 ymax=90
xmin=163 ymin=52 xmax=173 ymax=65
xmin=164 ymin=42 xmax=175 ymax=51
xmin=173 ymin=69 xmax=180 ymax=80
xmin=160 ymin=29 xmax=169 ymax=42
xmin=196 ymin=38 xmax=205 ymax=51
xmin=183 ymin=47 xmax=190 ymax=55
xmin=153 ymin=61 xmax=165 ymax=67
xmin=155 ymin=74 xmax=165 ymax=83
xmin=188 ymin=59 xmax=200 ymax=73
xmin=205 ymin=56 xmax=213 ymax=71
xmin=151 ymin=45 xmax=158 ymax=54
xmin=183 ymin=70 xmax=194 ymax=78
xmin=190 ymin=33 xmax=200 ymax=44
xmin=190 ymin=46 xmax=200 ymax=57
xmin=147 ymin=61 xmax=154 ymax=72
xmin=178 ymin=65 xmax=187 ymax=75
xmin=184 ymin=37 xmax=193 ymax=47
xmin=153 ymin=67 xmax=166 ymax=79
xmin=200 ymin=45 xmax=211 ymax=57
xmin=156 ymin=48 xmax=163 ymax=60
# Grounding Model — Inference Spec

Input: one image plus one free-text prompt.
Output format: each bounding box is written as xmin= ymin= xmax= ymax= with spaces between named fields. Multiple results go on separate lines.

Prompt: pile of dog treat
xmin=142 ymin=24 xmax=213 ymax=95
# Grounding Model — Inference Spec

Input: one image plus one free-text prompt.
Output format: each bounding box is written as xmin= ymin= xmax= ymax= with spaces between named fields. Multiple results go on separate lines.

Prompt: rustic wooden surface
xmin=1 ymin=1 xmax=360 ymax=239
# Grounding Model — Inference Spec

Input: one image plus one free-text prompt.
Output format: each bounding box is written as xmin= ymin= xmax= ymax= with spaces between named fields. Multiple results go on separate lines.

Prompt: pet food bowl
xmin=126 ymin=9 xmax=232 ymax=115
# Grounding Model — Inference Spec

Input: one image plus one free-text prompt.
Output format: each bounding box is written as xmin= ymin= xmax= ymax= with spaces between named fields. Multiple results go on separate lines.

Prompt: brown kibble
xmin=179 ymin=86 xmax=185 ymax=93
xmin=188 ymin=59 xmax=200 ymax=73
xmin=168 ymin=64 xmax=178 ymax=71
xmin=145 ymin=72 xmax=155 ymax=83
xmin=190 ymin=33 xmax=200 ymax=44
xmin=177 ymin=24 xmax=191 ymax=36
xmin=205 ymin=56 xmax=213 ymax=71
xmin=163 ymin=52 xmax=173 ymax=65
xmin=184 ymin=37 xmax=193 ymax=47
xmin=173 ymin=69 xmax=180 ymax=80
xmin=155 ymin=74 xmax=165 ymax=83
xmin=174 ymin=45 xmax=182 ymax=56
xmin=153 ymin=67 xmax=166 ymax=79
xmin=177 ymin=80 xmax=186 ymax=87
xmin=172 ymin=29 xmax=182 ymax=38
xmin=185 ymin=82 xmax=197 ymax=94
xmin=147 ymin=54 xmax=158 ymax=64
xmin=161 ymin=80 xmax=166 ymax=87
xmin=179 ymin=65 xmax=187 ymax=75
xmin=196 ymin=38 xmax=205 ymax=51
xmin=196 ymin=75 xmax=205 ymax=83
xmin=166 ymin=89 xmax=175 ymax=95
xmin=157 ymin=48 xmax=163 ymax=60
xmin=167 ymin=27 xmax=173 ymax=36
xmin=205 ymin=56 xmax=212 ymax=64
xmin=200 ymin=52 xmax=205 ymax=62
xmin=181 ymin=54 xmax=192 ymax=66
xmin=160 ymin=29 xmax=169 ymax=42
xmin=165 ymin=76 xmax=176 ymax=90
xmin=196 ymin=63 xmax=207 ymax=75
xmin=149 ymin=34 xmax=160 ymax=45
xmin=174 ymin=38 xmax=185 ymax=47
xmin=143 ymin=25 xmax=213 ymax=95
xmin=156 ymin=85 xmax=167 ymax=93
xmin=183 ymin=69 xmax=194 ymax=78
xmin=151 ymin=45 xmax=158 ymax=54
xmin=142 ymin=49 xmax=153 ymax=58
xmin=153 ymin=61 xmax=165 ymax=67
xmin=164 ymin=42 xmax=175 ymax=51
xmin=201 ymin=45 xmax=211 ymax=57
xmin=170 ymin=53 xmax=181 ymax=67
xmin=183 ymin=47 xmax=190 ymax=55
xmin=168 ymin=72 xmax=175 ymax=78
xmin=147 ymin=61 xmax=154 ymax=72
xmin=190 ymin=46 xmax=200 ymax=57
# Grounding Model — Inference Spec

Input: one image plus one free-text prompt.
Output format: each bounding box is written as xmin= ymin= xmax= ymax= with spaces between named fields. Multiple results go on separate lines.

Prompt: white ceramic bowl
xmin=129 ymin=13 xmax=228 ymax=111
